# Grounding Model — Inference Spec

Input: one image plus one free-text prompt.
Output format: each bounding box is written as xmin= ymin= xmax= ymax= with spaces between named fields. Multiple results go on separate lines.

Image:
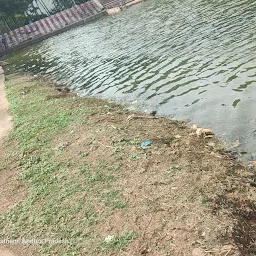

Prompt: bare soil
xmin=0 ymin=67 xmax=12 ymax=141
xmin=0 ymin=74 xmax=256 ymax=255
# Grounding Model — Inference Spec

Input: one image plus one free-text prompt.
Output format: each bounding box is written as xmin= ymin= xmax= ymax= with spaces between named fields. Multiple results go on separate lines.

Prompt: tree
xmin=52 ymin=0 xmax=74 ymax=11
xmin=0 ymin=0 xmax=34 ymax=17
xmin=0 ymin=0 xmax=90 ymax=32
xmin=0 ymin=0 xmax=35 ymax=30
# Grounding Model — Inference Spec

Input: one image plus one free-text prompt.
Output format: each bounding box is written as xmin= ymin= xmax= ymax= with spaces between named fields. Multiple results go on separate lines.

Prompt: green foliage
xmin=0 ymin=0 xmax=90 ymax=31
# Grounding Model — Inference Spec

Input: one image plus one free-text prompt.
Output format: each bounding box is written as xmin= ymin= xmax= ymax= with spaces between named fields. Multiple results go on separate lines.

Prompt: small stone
xmin=191 ymin=124 xmax=198 ymax=130
xmin=192 ymin=248 xmax=205 ymax=256
xmin=207 ymin=142 xmax=215 ymax=147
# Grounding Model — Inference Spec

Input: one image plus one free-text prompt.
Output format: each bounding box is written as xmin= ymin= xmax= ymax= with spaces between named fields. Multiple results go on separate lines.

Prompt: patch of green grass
xmin=0 ymin=75 xmax=130 ymax=256
xmin=200 ymin=196 xmax=211 ymax=207
xmin=79 ymin=152 xmax=89 ymax=158
xmin=55 ymin=112 xmax=70 ymax=127
xmin=131 ymin=154 xmax=140 ymax=160
xmin=102 ymin=190 xmax=126 ymax=210
xmin=166 ymin=164 xmax=182 ymax=173
xmin=79 ymin=164 xmax=91 ymax=174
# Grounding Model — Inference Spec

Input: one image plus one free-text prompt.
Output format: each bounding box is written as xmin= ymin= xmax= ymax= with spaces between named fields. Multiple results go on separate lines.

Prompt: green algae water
xmin=6 ymin=0 xmax=256 ymax=160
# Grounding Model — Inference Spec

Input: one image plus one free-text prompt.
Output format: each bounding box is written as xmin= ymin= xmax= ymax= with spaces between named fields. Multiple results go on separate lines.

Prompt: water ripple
xmin=7 ymin=0 xmax=256 ymax=159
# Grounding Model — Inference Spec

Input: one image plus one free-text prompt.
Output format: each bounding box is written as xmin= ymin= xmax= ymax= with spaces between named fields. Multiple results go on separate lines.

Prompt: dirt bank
xmin=0 ymin=67 xmax=12 ymax=140
xmin=0 ymin=73 xmax=255 ymax=256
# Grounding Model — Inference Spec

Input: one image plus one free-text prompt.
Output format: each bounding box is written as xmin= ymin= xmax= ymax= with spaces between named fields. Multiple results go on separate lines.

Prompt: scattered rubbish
xmin=207 ymin=142 xmax=215 ymax=147
xmin=104 ymin=235 xmax=115 ymax=243
xmin=149 ymin=110 xmax=157 ymax=116
xmin=174 ymin=134 xmax=181 ymax=139
xmin=191 ymin=124 xmax=198 ymax=130
xmin=141 ymin=140 xmax=153 ymax=148
xmin=253 ymin=162 xmax=256 ymax=167
xmin=232 ymin=139 xmax=240 ymax=148
xmin=127 ymin=114 xmax=159 ymax=120
xmin=106 ymin=7 xmax=121 ymax=15
xmin=196 ymin=128 xmax=214 ymax=137
xmin=202 ymin=129 xmax=214 ymax=135
xmin=205 ymin=135 xmax=214 ymax=138
xmin=248 ymin=164 xmax=253 ymax=167
xmin=145 ymin=110 xmax=157 ymax=116
xmin=196 ymin=128 xmax=203 ymax=137
xmin=192 ymin=124 xmax=214 ymax=137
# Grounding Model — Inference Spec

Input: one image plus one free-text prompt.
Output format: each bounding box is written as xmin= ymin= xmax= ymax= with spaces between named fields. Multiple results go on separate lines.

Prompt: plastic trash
xmin=144 ymin=110 xmax=157 ymax=116
xmin=232 ymin=139 xmax=240 ymax=148
xmin=247 ymin=162 xmax=256 ymax=167
xmin=104 ymin=235 xmax=115 ymax=243
xmin=141 ymin=140 xmax=153 ymax=148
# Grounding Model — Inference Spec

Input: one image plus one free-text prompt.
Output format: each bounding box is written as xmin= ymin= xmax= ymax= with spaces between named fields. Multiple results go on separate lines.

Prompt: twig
xmin=98 ymin=142 xmax=115 ymax=148
xmin=224 ymin=248 xmax=232 ymax=256
xmin=127 ymin=114 xmax=159 ymax=120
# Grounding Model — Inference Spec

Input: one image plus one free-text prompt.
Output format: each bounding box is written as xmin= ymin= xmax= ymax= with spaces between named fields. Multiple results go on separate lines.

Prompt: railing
xmin=0 ymin=0 xmax=104 ymax=56
xmin=99 ymin=0 xmax=131 ymax=9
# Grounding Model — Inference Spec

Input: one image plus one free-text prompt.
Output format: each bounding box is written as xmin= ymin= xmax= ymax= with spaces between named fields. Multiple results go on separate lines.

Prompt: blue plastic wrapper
xmin=141 ymin=140 xmax=153 ymax=148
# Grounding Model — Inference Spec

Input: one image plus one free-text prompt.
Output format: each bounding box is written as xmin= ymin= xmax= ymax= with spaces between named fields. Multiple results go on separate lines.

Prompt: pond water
xmin=6 ymin=0 xmax=256 ymax=160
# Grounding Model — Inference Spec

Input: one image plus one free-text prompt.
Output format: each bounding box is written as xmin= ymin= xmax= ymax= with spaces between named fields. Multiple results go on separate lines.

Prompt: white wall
xmin=35 ymin=0 xmax=54 ymax=14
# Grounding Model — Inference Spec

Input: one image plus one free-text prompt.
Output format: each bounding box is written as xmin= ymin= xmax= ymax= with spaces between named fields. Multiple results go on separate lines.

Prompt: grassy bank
xmin=0 ymin=74 xmax=255 ymax=255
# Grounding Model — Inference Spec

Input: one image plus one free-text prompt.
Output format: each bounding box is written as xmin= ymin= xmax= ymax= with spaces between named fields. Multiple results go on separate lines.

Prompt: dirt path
xmin=0 ymin=67 xmax=16 ymax=256
xmin=0 ymin=67 xmax=12 ymax=140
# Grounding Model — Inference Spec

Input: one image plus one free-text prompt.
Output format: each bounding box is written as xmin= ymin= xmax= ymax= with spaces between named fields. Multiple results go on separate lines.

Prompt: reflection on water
xmin=7 ymin=0 xmax=256 ymax=160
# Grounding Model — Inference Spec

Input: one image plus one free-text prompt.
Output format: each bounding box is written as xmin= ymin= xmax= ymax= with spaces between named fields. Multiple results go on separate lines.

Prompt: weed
xmin=102 ymin=190 xmax=126 ymax=210
xmin=79 ymin=164 xmax=91 ymax=174
xmin=166 ymin=164 xmax=182 ymax=173
xmin=131 ymin=154 xmax=140 ymax=160
xmin=200 ymin=196 xmax=211 ymax=207
xmin=79 ymin=152 xmax=89 ymax=158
